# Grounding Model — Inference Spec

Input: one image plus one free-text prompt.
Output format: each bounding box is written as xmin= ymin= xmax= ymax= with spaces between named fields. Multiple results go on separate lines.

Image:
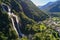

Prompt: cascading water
xmin=8 ymin=9 xmax=24 ymax=37
xmin=1 ymin=3 xmax=24 ymax=37
xmin=8 ymin=8 xmax=19 ymax=35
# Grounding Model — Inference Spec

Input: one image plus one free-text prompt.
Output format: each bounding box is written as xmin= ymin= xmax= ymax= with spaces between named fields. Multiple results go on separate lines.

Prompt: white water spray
xmin=8 ymin=7 xmax=24 ymax=37
xmin=1 ymin=3 xmax=24 ymax=37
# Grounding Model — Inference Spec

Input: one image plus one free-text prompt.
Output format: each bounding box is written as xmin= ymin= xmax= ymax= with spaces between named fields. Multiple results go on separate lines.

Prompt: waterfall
xmin=1 ymin=3 xmax=24 ymax=37
xmin=11 ymin=13 xmax=24 ymax=37
xmin=8 ymin=9 xmax=19 ymax=35
xmin=8 ymin=7 xmax=24 ymax=37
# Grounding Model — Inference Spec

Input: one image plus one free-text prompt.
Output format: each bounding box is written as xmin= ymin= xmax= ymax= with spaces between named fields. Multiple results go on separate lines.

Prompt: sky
xmin=31 ymin=0 xmax=57 ymax=6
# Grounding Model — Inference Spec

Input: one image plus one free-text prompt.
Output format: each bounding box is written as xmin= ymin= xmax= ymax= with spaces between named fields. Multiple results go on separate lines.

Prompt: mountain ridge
xmin=39 ymin=1 xmax=60 ymax=17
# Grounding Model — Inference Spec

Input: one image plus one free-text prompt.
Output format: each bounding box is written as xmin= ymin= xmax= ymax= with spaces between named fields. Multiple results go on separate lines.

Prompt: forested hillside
xmin=0 ymin=0 xmax=60 ymax=40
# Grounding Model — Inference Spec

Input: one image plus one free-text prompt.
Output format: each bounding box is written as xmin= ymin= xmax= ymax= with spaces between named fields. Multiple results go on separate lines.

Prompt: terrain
xmin=0 ymin=0 xmax=60 ymax=40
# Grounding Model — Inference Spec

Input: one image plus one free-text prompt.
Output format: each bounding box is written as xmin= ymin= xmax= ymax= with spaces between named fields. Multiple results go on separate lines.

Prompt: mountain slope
xmin=16 ymin=0 xmax=49 ymax=21
xmin=0 ymin=0 xmax=49 ymax=40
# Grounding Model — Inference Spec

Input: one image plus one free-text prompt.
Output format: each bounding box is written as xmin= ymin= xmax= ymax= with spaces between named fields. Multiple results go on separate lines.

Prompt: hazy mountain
xmin=39 ymin=2 xmax=53 ymax=10
xmin=39 ymin=1 xmax=60 ymax=17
